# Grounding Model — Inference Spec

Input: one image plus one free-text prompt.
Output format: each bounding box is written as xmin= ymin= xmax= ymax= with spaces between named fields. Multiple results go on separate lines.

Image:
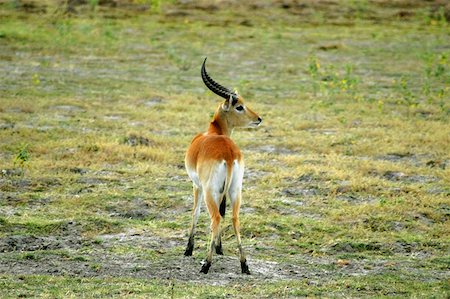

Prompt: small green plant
xmin=32 ymin=73 xmax=41 ymax=86
xmin=421 ymin=52 xmax=449 ymax=118
xmin=349 ymin=0 xmax=369 ymax=20
xmin=430 ymin=6 xmax=448 ymax=27
xmin=434 ymin=54 xmax=447 ymax=77
xmin=21 ymin=252 xmax=39 ymax=261
xmin=423 ymin=53 xmax=447 ymax=80
xmin=308 ymin=58 xmax=359 ymax=98
xmin=90 ymin=263 xmax=102 ymax=272
xmin=150 ymin=0 xmax=161 ymax=13
xmin=308 ymin=56 xmax=321 ymax=95
xmin=377 ymin=99 xmax=384 ymax=113
xmin=88 ymin=0 xmax=99 ymax=12
xmin=395 ymin=77 xmax=419 ymax=117
xmin=134 ymin=0 xmax=162 ymax=13
xmin=342 ymin=64 xmax=359 ymax=93
xmin=14 ymin=144 xmax=30 ymax=175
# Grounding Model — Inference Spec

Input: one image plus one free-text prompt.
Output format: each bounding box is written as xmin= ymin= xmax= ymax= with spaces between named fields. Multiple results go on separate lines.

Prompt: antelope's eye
xmin=235 ymin=106 xmax=244 ymax=111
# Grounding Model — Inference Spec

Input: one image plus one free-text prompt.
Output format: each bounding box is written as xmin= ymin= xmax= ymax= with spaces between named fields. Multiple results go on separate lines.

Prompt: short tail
xmin=219 ymin=160 xmax=234 ymax=218
xmin=220 ymin=195 xmax=226 ymax=218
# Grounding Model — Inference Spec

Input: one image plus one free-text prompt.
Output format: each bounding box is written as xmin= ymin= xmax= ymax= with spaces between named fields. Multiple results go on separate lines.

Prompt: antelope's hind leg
xmin=200 ymin=190 xmax=221 ymax=274
xmin=215 ymin=230 xmax=223 ymax=255
xmin=184 ymin=185 xmax=201 ymax=256
xmin=231 ymin=195 xmax=250 ymax=274
xmin=230 ymin=162 xmax=250 ymax=275
xmin=215 ymin=195 xmax=226 ymax=255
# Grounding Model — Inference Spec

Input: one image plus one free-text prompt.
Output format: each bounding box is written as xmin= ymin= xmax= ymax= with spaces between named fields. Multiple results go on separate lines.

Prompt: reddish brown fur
xmin=185 ymin=132 xmax=242 ymax=172
xmin=184 ymin=95 xmax=261 ymax=274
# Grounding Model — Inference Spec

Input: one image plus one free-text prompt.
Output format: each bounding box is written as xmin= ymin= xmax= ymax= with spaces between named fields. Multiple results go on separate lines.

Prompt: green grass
xmin=0 ymin=273 xmax=448 ymax=298
xmin=0 ymin=0 xmax=449 ymax=297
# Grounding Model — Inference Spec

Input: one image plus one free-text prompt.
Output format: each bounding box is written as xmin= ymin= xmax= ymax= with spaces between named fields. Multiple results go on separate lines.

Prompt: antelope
xmin=184 ymin=58 xmax=262 ymax=274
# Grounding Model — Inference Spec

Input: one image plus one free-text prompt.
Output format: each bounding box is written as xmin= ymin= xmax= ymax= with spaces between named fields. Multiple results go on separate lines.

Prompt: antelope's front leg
xmin=185 ymin=186 xmax=201 ymax=256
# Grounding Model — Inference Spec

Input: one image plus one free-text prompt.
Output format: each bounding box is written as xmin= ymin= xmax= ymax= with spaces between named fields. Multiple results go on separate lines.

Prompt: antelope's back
xmin=185 ymin=134 xmax=242 ymax=171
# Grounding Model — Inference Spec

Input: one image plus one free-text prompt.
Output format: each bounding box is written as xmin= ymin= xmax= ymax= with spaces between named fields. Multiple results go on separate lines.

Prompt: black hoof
xmin=184 ymin=238 xmax=194 ymax=256
xmin=200 ymin=261 xmax=211 ymax=274
xmin=184 ymin=247 xmax=193 ymax=256
xmin=215 ymin=245 xmax=223 ymax=255
xmin=241 ymin=260 xmax=250 ymax=275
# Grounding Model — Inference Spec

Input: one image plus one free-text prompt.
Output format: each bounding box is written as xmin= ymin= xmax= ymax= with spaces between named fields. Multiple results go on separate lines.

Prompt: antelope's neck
xmin=207 ymin=112 xmax=232 ymax=136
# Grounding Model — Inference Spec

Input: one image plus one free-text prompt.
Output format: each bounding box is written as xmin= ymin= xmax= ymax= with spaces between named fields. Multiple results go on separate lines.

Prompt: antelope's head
xmin=201 ymin=58 xmax=262 ymax=129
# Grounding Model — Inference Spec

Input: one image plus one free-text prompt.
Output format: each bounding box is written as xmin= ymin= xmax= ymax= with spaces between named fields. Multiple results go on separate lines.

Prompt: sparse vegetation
xmin=0 ymin=0 xmax=449 ymax=297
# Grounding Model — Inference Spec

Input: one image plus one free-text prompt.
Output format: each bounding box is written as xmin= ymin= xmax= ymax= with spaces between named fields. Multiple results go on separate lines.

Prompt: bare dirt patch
xmin=1 ymin=231 xmax=447 ymax=287
xmin=0 ymin=235 xmax=83 ymax=252
xmin=0 ymin=230 xmax=378 ymax=284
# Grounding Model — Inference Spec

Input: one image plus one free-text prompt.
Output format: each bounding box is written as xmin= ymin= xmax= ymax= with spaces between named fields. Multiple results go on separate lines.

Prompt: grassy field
xmin=0 ymin=0 xmax=449 ymax=297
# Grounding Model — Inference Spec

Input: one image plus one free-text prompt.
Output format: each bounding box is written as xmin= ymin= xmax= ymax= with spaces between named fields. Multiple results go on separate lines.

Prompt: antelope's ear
xmin=222 ymin=95 xmax=233 ymax=111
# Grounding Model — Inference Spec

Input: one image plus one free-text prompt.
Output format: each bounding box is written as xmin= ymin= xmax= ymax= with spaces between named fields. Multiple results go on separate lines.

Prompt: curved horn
xmin=201 ymin=57 xmax=237 ymax=100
